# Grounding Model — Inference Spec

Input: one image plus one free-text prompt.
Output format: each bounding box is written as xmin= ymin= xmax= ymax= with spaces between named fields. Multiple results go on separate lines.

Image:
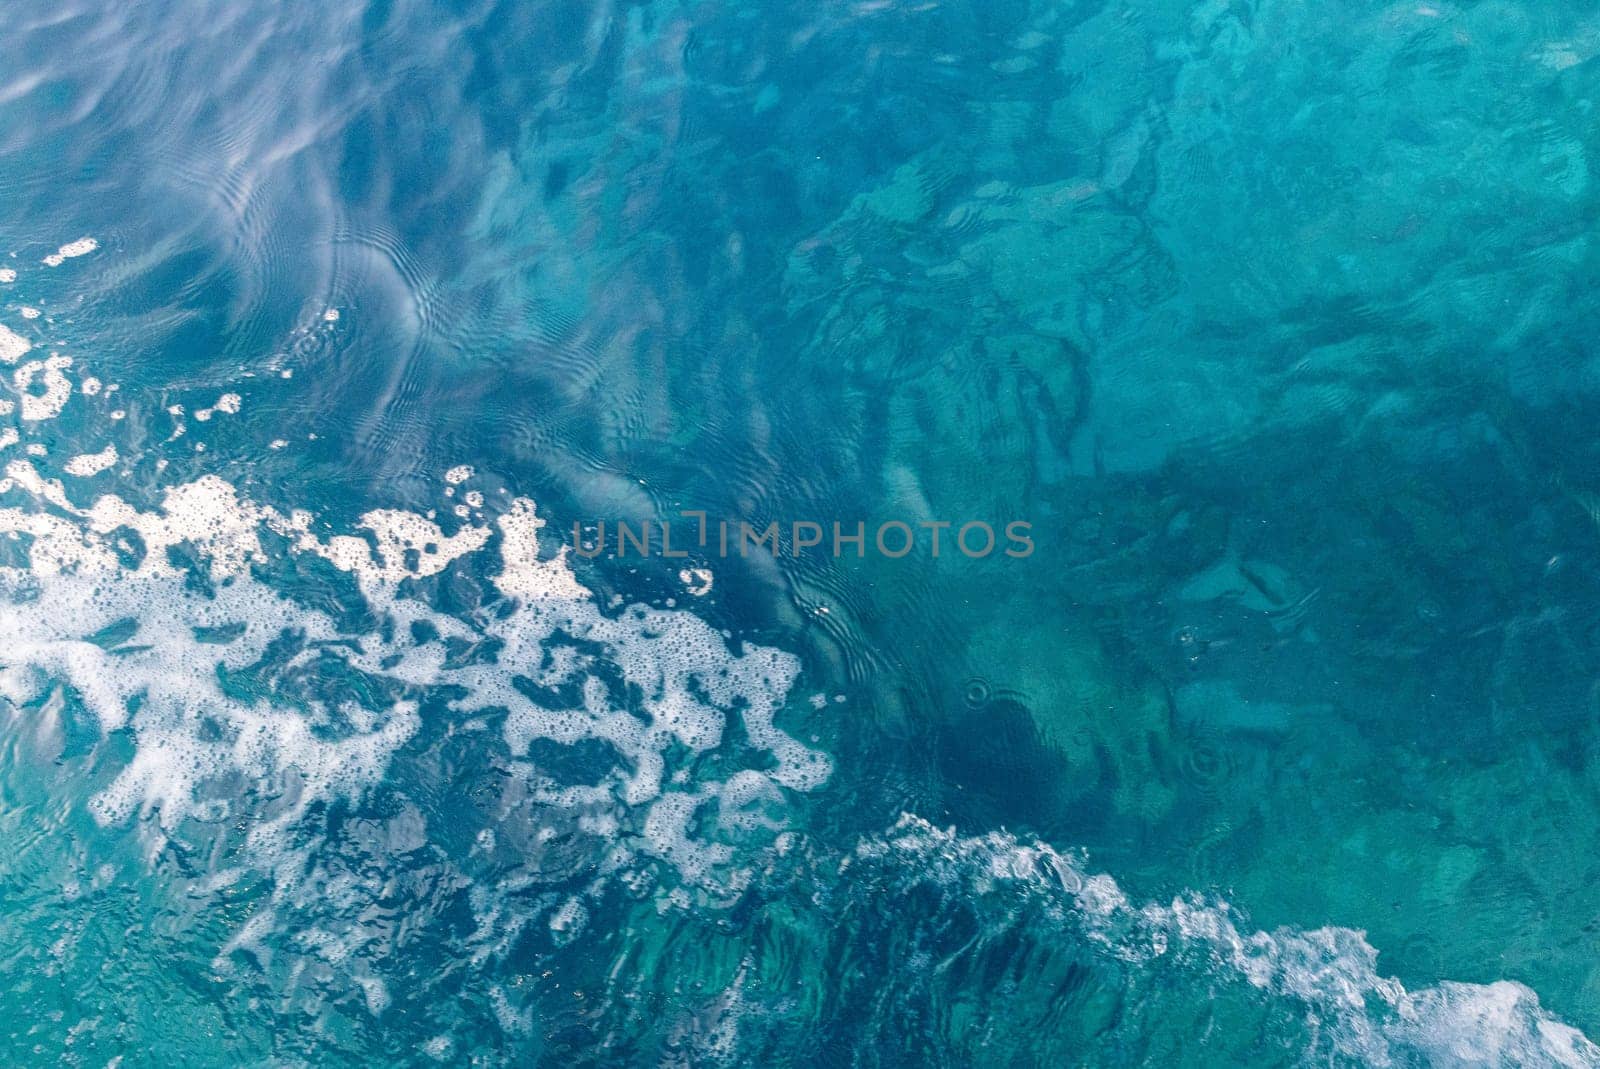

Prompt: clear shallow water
xmin=1 ymin=0 xmax=1599 ymax=1064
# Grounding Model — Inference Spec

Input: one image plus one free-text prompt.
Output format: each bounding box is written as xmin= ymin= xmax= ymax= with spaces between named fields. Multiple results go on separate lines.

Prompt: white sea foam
xmin=63 ymin=444 xmax=117 ymax=476
xmin=0 ymin=324 xmax=29 ymax=364
xmin=0 ymin=443 xmax=832 ymax=904
xmin=14 ymin=354 xmax=73 ymax=420
xmin=194 ymin=392 xmax=242 ymax=421
xmin=42 ymin=237 xmax=98 ymax=267
xmin=680 ymin=567 xmax=714 ymax=596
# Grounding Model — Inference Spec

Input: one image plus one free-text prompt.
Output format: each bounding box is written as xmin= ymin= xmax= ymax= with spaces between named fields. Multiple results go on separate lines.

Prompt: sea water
xmin=1 ymin=0 xmax=1599 ymax=1065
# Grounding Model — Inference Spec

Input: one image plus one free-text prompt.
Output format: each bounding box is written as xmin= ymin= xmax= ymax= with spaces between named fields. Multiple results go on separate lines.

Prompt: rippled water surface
xmin=3 ymin=0 xmax=1600 ymax=1065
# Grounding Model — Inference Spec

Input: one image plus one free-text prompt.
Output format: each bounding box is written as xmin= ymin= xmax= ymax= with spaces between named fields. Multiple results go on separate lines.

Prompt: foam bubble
xmin=492 ymin=497 xmax=589 ymax=601
xmin=63 ymin=445 xmax=117 ymax=477
xmin=549 ymin=897 xmax=588 ymax=947
xmin=42 ymin=237 xmax=98 ymax=267
xmin=194 ymin=392 xmax=242 ymax=422
xmin=14 ymin=354 xmax=73 ymax=421
xmin=0 ymin=324 xmax=29 ymax=364
xmin=680 ymin=567 xmax=714 ymax=596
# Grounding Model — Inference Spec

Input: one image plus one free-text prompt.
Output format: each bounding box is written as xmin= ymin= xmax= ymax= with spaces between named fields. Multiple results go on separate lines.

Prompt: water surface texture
xmin=2 ymin=0 xmax=1600 ymax=1065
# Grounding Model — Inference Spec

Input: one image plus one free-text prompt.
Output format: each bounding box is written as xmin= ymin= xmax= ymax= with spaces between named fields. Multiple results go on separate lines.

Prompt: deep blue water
xmin=2 ymin=0 xmax=1600 ymax=1064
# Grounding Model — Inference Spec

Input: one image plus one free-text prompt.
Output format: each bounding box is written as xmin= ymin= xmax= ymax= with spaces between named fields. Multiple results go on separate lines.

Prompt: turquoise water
xmin=2 ymin=0 xmax=1600 ymax=1064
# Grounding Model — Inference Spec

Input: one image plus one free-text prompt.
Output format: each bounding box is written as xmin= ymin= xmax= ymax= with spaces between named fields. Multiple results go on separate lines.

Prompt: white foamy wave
xmin=0 ymin=458 xmax=831 ymax=897
xmin=869 ymin=816 xmax=1599 ymax=1068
